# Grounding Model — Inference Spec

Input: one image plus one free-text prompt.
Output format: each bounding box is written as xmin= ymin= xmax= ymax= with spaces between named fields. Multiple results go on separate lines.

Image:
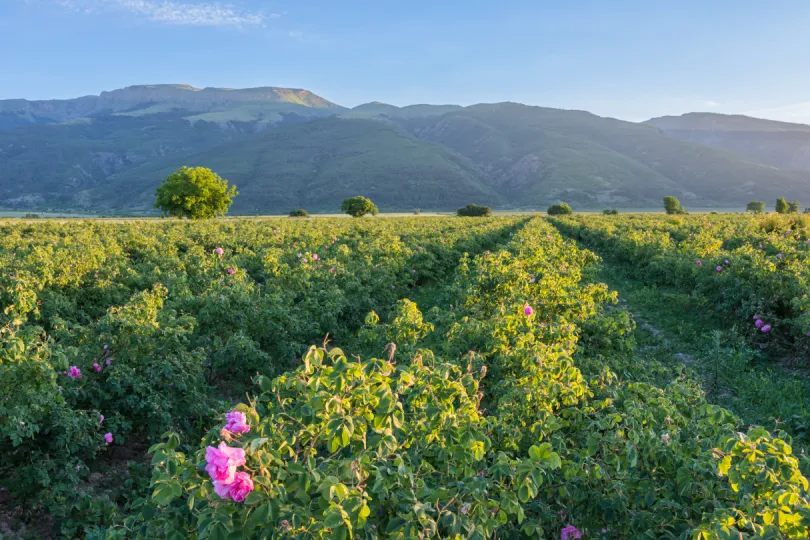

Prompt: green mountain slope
xmin=646 ymin=112 xmax=810 ymax=170
xmin=88 ymin=118 xmax=500 ymax=213
xmin=400 ymin=103 xmax=810 ymax=207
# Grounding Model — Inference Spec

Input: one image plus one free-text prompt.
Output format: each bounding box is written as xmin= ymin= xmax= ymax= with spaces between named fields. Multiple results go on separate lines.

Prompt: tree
xmin=775 ymin=197 xmax=789 ymax=214
xmin=289 ymin=209 xmax=309 ymax=217
xmin=457 ymin=203 xmax=493 ymax=217
xmin=547 ymin=203 xmax=573 ymax=215
xmin=154 ymin=167 xmax=237 ymax=219
xmin=746 ymin=201 xmax=765 ymax=214
xmin=788 ymin=200 xmax=800 ymax=213
xmin=341 ymin=196 xmax=379 ymax=218
xmin=602 ymin=208 xmax=618 ymax=215
xmin=663 ymin=196 xmax=685 ymax=215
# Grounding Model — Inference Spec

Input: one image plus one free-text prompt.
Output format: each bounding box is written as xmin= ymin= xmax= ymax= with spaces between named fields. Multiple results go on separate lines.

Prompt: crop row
xmin=0 ymin=217 xmax=523 ymax=536
xmin=122 ymin=218 xmax=810 ymax=539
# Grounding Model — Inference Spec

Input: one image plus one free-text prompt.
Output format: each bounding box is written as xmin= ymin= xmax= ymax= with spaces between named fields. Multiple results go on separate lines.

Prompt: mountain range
xmin=3 ymin=84 xmax=810 ymax=214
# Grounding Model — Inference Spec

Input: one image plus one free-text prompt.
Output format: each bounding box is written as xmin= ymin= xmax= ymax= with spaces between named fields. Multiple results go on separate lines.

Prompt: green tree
xmin=154 ymin=167 xmax=237 ymax=219
xmin=602 ymin=208 xmax=618 ymax=215
xmin=457 ymin=203 xmax=493 ymax=217
xmin=663 ymin=196 xmax=685 ymax=215
xmin=547 ymin=203 xmax=573 ymax=215
xmin=788 ymin=200 xmax=800 ymax=213
xmin=341 ymin=196 xmax=379 ymax=218
xmin=746 ymin=201 xmax=765 ymax=214
xmin=775 ymin=197 xmax=789 ymax=214
xmin=289 ymin=209 xmax=309 ymax=217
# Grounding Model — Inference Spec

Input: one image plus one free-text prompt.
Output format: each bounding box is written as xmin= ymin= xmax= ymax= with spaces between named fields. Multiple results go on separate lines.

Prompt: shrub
xmin=602 ymin=209 xmax=618 ymax=215
xmin=457 ymin=203 xmax=493 ymax=217
xmin=776 ymin=197 xmax=789 ymax=214
xmin=288 ymin=209 xmax=309 ymax=218
xmin=788 ymin=200 xmax=800 ymax=213
xmin=154 ymin=167 xmax=237 ymax=219
xmin=663 ymin=196 xmax=686 ymax=214
xmin=746 ymin=201 xmax=765 ymax=214
xmin=340 ymin=196 xmax=378 ymax=218
xmin=547 ymin=203 xmax=572 ymax=215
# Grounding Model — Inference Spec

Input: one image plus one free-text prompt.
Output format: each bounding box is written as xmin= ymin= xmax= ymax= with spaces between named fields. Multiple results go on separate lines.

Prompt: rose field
xmin=3 ymin=214 xmax=810 ymax=539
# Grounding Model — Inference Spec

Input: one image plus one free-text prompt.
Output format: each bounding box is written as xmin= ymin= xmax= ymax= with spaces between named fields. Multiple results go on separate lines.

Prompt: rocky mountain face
xmin=646 ymin=113 xmax=810 ymax=170
xmin=0 ymin=84 xmax=343 ymax=129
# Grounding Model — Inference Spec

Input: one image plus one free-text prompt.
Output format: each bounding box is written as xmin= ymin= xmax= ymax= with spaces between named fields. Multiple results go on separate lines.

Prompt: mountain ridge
xmin=4 ymin=84 xmax=810 ymax=213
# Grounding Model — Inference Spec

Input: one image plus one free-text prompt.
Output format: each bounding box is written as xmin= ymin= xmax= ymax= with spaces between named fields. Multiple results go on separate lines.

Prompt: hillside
xmin=0 ymin=84 xmax=342 ymax=130
xmin=88 ymin=118 xmax=500 ymax=213
xmin=399 ymin=103 xmax=810 ymax=207
xmin=646 ymin=112 xmax=810 ymax=170
xmin=5 ymin=85 xmax=810 ymax=213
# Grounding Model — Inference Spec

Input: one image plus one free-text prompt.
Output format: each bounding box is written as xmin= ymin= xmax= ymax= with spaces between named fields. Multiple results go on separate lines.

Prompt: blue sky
xmin=2 ymin=0 xmax=810 ymax=121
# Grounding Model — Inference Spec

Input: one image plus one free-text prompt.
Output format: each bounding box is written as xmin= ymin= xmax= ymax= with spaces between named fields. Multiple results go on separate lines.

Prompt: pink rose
xmin=524 ymin=305 xmax=534 ymax=316
xmin=104 ymin=432 xmax=113 ymax=444
xmin=214 ymin=471 xmax=254 ymax=502
xmin=227 ymin=268 xmax=235 ymax=275
xmin=224 ymin=411 xmax=250 ymax=435
xmin=99 ymin=414 xmax=104 ymax=425
xmin=205 ymin=442 xmax=246 ymax=484
xmin=93 ymin=363 xmax=102 ymax=372
xmin=755 ymin=319 xmax=764 ymax=329
xmin=561 ymin=525 xmax=582 ymax=540
xmin=215 ymin=247 xmax=224 ymax=256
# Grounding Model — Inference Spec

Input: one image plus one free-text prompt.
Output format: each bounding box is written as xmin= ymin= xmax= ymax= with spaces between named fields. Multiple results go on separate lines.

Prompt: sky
xmin=2 ymin=0 xmax=810 ymax=122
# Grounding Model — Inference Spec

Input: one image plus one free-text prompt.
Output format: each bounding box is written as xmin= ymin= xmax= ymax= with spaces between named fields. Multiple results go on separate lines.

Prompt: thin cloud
xmin=52 ymin=0 xmax=271 ymax=27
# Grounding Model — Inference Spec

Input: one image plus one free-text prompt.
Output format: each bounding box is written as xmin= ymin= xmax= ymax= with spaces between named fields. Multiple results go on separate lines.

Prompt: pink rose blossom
xmin=205 ymin=442 xmax=246 ymax=484
xmin=777 ymin=253 xmax=783 ymax=259
xmin=104 ymin=432 xmax=113 ymax=444
xmin=106 ymin=358 xmax=112 ymax=366
xmin=761 ymin=324 xmax=772 ymax=333
xmin=312 ymin=254 xmax=319 ymax=260
xmin=214 ymin=471 xmax=254 ymax=502
xmin=561 ymin=525 xmax=582 ymax=540
xmin=68 ymin=366 xmax=82 ymax=380
xmin=93 ymin=363 xmax=102 ymax=372
xmin=224 ymin=411 xmax=251 ymax=434
xmin=753 ymin=314 xmax=760 ymax=320
xmin=716 ymin=266 xmax=723 ymax=272
xmin=215 ymin=247 xmax=224 ymax=256
xmin=99 ymin=414 xmax=104 ymax=424
xmin=524 ymin=305 xmax=534 ymax=316
xmin=696 ymin=260 xmax=702 ymax=266
xmin=755 ymin=319 xmax=765 ymax=329
xmin=227 ymin=268 xmax=235 ymax=275
xmin=330 ymin=267 xmax=336 ymax=273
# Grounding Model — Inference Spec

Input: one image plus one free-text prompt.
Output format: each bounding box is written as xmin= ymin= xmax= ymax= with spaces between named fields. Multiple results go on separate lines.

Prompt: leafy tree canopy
xmin=746 ymin=201 xmax=765 ymax=214
xmin=341 ymin=196 xmax=379 ymax=218
xmin=154 ymin=166 xmax=237 ymax=219
xmin=457 ymin=203 xmax=493 ymax=217
xmin=547 ymin=203 xmax=573 ymax=215
xmin=663 ymin=196 xmax=686 ymax=215
xmin=289 ymin=209 xmax=309 ymax=217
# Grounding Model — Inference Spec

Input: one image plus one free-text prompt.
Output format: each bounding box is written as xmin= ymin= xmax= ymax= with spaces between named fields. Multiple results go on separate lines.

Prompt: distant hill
xmin=646 ymin=112 xmax=810 ymax=170
xmin=4 ymin=85 xmax=810 ymax=214
xmin=398 ymin=103 xmax=810 ymax=207
xmin=0 ymin=84 xmax=343 ymax=130
xmin=87 ymin=118 xmax=500 ymax=213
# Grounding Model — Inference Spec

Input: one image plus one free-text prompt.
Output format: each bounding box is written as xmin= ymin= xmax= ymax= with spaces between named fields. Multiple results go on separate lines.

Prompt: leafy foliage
xmin=547 ymin=203 xmax=572 ymax=215
xmin=776 ymin=197 xmax=790 ymax=214
xmin=288 ymin=209 xmax=309 ymax=217
xmin=746 ymin=200 xmax=765 ymax=213
xmin=340 ymin=196 xmax=379 ymax=218
xmin=456 ymin=203 xmax=492 ymax=217
xmin=663 ymin=195 xmax=686 ymax=214
xmin=154 ymin=167 xmax=238 ymax=219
